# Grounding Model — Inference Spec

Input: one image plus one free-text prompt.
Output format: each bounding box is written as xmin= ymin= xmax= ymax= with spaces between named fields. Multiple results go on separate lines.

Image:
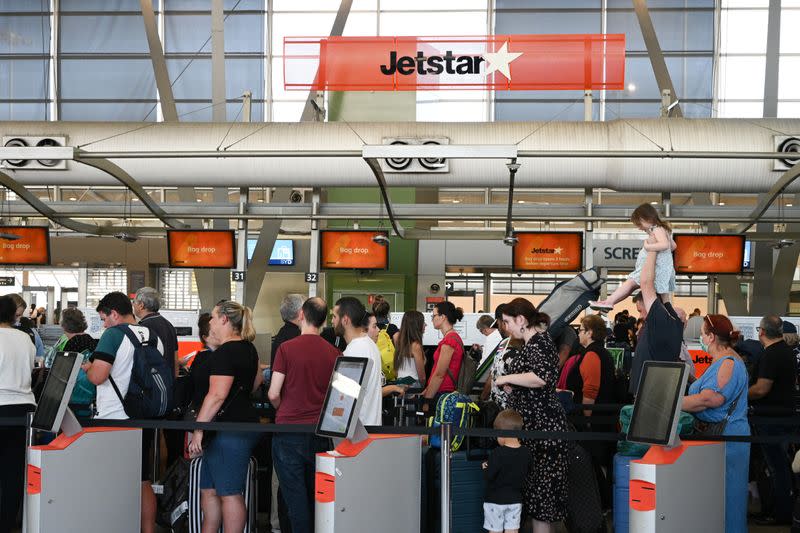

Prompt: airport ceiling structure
xmin=1 ymin=0 xmax=800 ymax=241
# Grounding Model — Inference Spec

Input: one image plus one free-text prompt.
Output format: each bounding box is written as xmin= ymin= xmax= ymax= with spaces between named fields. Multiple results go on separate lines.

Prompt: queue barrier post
xmin=440 ymin=422 xmax=452 ymax=533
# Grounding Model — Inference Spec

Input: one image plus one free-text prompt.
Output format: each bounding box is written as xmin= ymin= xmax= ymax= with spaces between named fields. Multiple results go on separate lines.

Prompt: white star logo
xmin=482 ymin=41 xmax=523 ymax=81
xmin=554 ymin=247 xmax=563 ymax=255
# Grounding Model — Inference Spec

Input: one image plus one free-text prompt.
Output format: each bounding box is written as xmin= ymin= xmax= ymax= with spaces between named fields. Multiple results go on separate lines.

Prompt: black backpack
xmin=109 ymin=325 xmax=174 ymax=418
xmin=156 ymin=457 xmax=191 ymax=532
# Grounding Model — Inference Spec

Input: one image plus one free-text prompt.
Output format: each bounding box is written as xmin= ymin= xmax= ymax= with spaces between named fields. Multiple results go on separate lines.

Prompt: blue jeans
xmin=200 ymin=431 xmax=260 ymax=496
xmin=272 ymin=433 xmax=331 ymax=533
xmin=757 ymin=424 xmax=793 ymax=522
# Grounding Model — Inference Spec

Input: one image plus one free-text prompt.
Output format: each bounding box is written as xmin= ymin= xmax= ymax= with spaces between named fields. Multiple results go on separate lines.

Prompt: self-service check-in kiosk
xmin=627 ymin=361 xmax=726 ymax=532
xmin=314 ymin=356 xmax=421 ymax=533
xmin=24 ymin=351 xmax=142 ymax=533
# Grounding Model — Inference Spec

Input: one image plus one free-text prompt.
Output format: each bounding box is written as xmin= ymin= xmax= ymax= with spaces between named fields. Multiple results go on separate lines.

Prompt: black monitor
xmin=32 ymin=352 xmax=83 ymax=433
xmin=627 ymin=361 xmax=689 ymax=448
xmin=316 ymin=356 xmax=373 ymax=441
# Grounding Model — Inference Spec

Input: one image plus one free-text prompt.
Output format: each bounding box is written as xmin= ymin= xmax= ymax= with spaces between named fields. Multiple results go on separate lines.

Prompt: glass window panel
xmin=379 ymin=12 xmax=486 ymax=36
xmin=0 ymin=59 xmax=49 ymax=99
xmin=680 ymin=102 xmax=713 ymax=118
xmin=721 ymin=0 xmax=768 ymax=6
xmin=498 ymin=0 xmax=600 ymax=8
xmin=225 ymin=14 xmax=264 ymax=53
xmin=0 ymin=102 xmax=48 ymax=121
xmin=780 ymin=10 xmax=800 ymax=53
xmin=495 ymin=101 xmax=591 ymax=121
xmin=164 ymin=0 xmax=260 ymax=10
xmin=381 ymin=0 xmax=485 ymax=9
xmin=272 ymin=57 xmax=307 ymax=100
xmin=609 ymin=0 xmax=712 ymax=5
xmin=179 ymin=101 xmax=263 ymax=122
xmin=417 ymin=89 xmax=489 ymax=102
xmin=60 ymin=102 xmax=158 ymax=121
xmin=717 ymin=100 xmax=764 ymax=117
xmin=669 ymin=56 xmax=713 ymax=100
xmin=718 ymin=55 xmax=766 ymax=100
xmin=165 ymin=13 xmax=263 ymax=53
xmin=271 ymin=100 xmax=305 ymax=122
xmin=60 ymin=15 xmax=150 ymax=54
xmin=720 ymin=9 xmax=768 ymax=54
xmin=272 ymin=13 xmax=336 ymax=53
xmin=606 ymin=56 xmax=659 ymax=100
xmin=778 ymin=102 xmax=800 ymax=118
xmin=167 ymin=58 xmax=264 ymax=100
xmin=604 ymin=101 xmax=663 ymax=119
xmin=61 ymin=59 xmax=156 ymax=99
xmin=496 ymin=11 xmax=600 ymax=34
xmin=60 ymin=0 xmax=154 ymax=11
xmin=0 ymin=15 xmax=51 ymax=54
xmin=607 ymin=10 xmax=713 ymax=52
xmin=416 ymin=100 xmax=486 ymax=121
xmin=343 ymin=11 xmax=378 ymax=36
xmin=779 ymin=57 xmax=800 ymax=100
xmin=274 ymin=0 xmax=376 ymax=10
xmin=0 ymin=1 xmax=48 ymax=11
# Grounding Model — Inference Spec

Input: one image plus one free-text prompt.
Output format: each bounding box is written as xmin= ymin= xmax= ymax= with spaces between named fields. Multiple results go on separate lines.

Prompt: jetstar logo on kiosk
xmin=284 ymin=35 xmax=625 ymax=91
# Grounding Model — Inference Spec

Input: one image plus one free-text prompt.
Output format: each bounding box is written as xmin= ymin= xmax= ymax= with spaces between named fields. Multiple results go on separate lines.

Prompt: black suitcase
xmin=424 ymin=448 xmax=487 ymax=533
xmin=565 ymin=443 xmax=607 ymax=533
xmin=188 ymin=456 xmax=257 ymax=533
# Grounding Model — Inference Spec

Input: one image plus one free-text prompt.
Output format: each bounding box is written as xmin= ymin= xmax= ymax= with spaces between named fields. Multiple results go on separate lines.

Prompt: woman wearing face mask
xmin=681 ymin=314 xmax=749 ymax=533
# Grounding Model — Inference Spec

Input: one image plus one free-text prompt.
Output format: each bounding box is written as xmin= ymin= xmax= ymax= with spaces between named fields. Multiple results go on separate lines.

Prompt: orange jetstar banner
xmin=0 ymin=227 xmax=50 ymax=265
xmin=284 ymin=34 xmax=625 ymax=91
xmin=513 ymin=232 xmax=583 ymax=272
xmin=321 ymin=231 xmax=388 ymax=270
xmin=673 ymin=235 xmax=745 ymax=275
xmin=167 ymin=230 xmax=236 ymax=269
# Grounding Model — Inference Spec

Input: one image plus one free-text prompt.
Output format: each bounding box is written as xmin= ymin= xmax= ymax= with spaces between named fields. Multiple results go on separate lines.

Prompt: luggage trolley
xmin=24 ymin=351 xmax=142 ymax=533
xmin=314 ymin=356 xmax=421 ymax=533
xmin=626 ymin=361 xmax=725 ymax=532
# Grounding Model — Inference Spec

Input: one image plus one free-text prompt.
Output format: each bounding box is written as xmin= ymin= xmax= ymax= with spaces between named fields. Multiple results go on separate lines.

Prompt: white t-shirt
xmin=0 ymin=328 xmax=36 ymax=407
xmin=343 ymin=335 xmax=382 ymax=426
xmin=480 ymin=329 xmax=503 ymax=366
xmin=92 ymin=324 xmax=164 ymax=420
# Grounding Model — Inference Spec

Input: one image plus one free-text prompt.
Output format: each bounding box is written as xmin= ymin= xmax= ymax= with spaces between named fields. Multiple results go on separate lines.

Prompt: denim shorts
xmin=199 ymin=431 xmax=260 ymax=496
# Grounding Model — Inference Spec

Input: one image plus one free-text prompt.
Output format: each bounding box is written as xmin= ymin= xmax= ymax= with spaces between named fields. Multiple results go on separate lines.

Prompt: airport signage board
xmin=592 ymin=239 xmax=643 ymax=269
xmin=284 ymin=34 xmax=625 ymax=91
xmin=673 ymin=234 xmax=745 ymax=275
xmin=0 ymin=226 xmax=50 ymax=265
xmin=167 ymin=230 xmax=236 ymax=269
xmin=513 ymin=232 xmax=583 ymax=272
xmin=320 ymin=231 xmax=388 ymax=270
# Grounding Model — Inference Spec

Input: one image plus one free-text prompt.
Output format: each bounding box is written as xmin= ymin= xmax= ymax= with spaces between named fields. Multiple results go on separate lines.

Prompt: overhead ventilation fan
xmin=774 ymin=136 xmax=800 ymax=171
xmin=385 ymin=140 xmax=412 ymax=171
xmin=418 ymin=140 xmax=446 ymax=170
xmin=2 ymin=138 xmax=29 ymax=168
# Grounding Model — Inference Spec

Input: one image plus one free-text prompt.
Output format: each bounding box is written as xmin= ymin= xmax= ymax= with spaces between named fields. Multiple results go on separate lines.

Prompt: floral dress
xmin=506 ymin=332 xmax=569 ymax=523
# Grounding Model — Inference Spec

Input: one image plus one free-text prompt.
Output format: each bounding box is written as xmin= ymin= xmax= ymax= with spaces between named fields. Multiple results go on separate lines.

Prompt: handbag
xmin=184 ymin=385 xmax=243 ymax=447
xmin=692 ymin=388 xmax=742 ymax=436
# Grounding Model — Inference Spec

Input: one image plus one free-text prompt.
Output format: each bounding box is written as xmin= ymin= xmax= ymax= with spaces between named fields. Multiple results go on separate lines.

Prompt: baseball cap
xmin=783 ymin=320 xmax=797 ymax=334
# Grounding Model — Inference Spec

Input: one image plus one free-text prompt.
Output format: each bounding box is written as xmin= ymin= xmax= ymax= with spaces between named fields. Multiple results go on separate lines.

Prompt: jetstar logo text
xmin=284 ymin=34 xmax=626 ymax=92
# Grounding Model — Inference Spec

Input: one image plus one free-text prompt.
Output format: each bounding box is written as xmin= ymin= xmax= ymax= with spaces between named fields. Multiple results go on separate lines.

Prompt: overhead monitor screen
xmin=316 ymin=357 xmax=369 ymax=439
xmin=627 ymin=361 xmax=688 ymax=447
xmin=673 ymin=234 xmax=745 ymax=275
xmin=513 ymin=232 xmax=583 ymax=272
xmin=320 ymin=231 xmax=388 ymax=270
xmin=167 ymin=230 xmax=236 ymax=269
xmin=0 ymin=226 xmax=50 ymax=265
xmin=246 ymin=239 xmax=295 ymax=266
xmin=32 ymin=351 xmax=82 ymax=433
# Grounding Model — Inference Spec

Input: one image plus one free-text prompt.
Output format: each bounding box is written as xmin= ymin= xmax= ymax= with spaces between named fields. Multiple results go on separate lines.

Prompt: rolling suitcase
xmin=565 ymin=443 xmax=606 ymax=533
xmin=613 ymin=453 xmax=641 ymax=533
xmin=425 ymin=448 xmax=486 ymax=533
xmin=188 ymin=456 xmax=257 ymax=533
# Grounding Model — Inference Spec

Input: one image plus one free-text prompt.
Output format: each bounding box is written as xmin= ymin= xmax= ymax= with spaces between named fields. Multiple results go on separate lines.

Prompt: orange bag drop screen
xmin=320 ymin=231 xmax=388 ymax=270
xmin=167 ymin=230 xmax=236 ymax=269
xmin=0 ymin=227 xmax=50 ymax=265
xmin=673 ymin=235 xmax=745 ymax=274
xmin=513 ymin=232 xmax=583 ymax=272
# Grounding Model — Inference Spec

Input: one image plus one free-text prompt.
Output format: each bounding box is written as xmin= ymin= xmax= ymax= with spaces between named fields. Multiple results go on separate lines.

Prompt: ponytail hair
xmin=704 ymin=314 xmax=740 ymax=347
xmin=503 ymin=297 xmax=550 ymax=330
xmin=216 ymin=300 xmax=256 ymax=342
xmin=631 ymin=202 xmax=672 ymax=232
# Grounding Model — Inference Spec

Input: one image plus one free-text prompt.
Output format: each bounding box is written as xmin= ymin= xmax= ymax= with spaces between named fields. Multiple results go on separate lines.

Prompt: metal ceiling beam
xmin=74 ymin=154 xmax=188 ymax=229
xmin=363 ymin=157 xmax=406 ymax=238
xmin=140 ymin=0 xmax=177 ymax=121
xmin=735 ymin=161 xmax=800 ymax=233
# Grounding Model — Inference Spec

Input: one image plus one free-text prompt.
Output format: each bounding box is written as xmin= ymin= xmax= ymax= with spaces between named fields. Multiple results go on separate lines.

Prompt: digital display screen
xmin=512 ymin=232 xmax=583 ymax=272
xmin=32 ymin=351 xmax=80 ymax=432
xmin=673 ymin=234 xmax=746 ymax=275
xmin=167 ymin=230 xmax=236 ymax=269
xmin=320 ymin=231 xmax=388 ymax=270
xmin=246 ymin=239 xmax=295 ymax=266
xmin=317 ymin=357 xmax=369 ymax=438
xmin=0 ymin=226 xmax=50 ymax=265
xmin=627 ymin=362 xmax=687 ymax=446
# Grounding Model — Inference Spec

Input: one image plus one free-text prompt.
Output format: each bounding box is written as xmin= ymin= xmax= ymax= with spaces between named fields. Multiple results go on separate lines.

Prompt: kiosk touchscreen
xmin=627 ymin=361 xmax=725 ymax=532
xmin=627 ymin=361 xmax=688 ymax=448
xmin=31 ymin=351 xmax=83 ymax=435
xmin=316 ymin=356 xmax=372 ymax=443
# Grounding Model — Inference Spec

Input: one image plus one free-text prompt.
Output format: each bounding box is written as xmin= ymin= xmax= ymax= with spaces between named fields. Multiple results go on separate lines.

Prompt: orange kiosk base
xmin=315 ymin=435 xmax=421 ymax=533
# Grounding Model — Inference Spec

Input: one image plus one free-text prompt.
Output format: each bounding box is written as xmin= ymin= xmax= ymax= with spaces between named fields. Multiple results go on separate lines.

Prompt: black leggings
xmin=0 ymin=403 xmax=35 ymax=533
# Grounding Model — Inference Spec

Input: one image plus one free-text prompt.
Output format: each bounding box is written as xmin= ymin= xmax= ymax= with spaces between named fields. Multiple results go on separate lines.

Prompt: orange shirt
xmin=579 ymin=351 xmax=602 ymax=401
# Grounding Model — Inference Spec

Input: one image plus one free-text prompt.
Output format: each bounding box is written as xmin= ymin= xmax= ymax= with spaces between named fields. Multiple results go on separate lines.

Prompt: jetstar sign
xmin=284 ymin=35 xmax=625 ymax=92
